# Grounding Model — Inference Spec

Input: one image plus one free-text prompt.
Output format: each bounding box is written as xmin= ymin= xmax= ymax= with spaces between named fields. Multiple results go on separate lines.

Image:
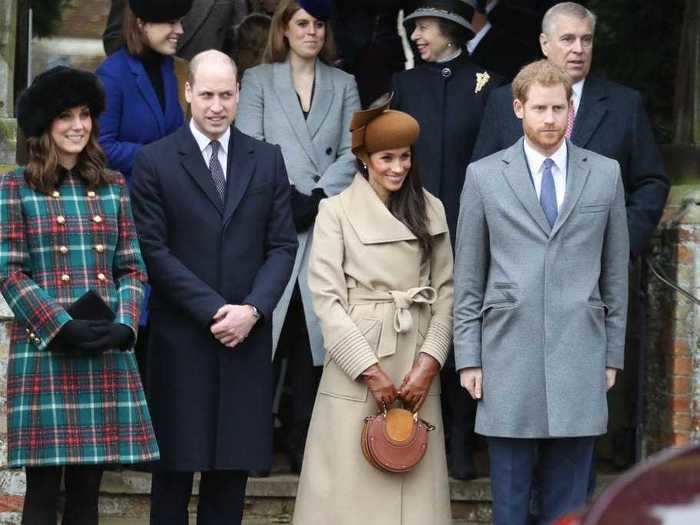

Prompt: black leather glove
xmin=79 ymin=323 xmax=135 ymax=354
xmin=290 ymin=186 xmax=326 ymax=233
xmin=49 ymin=320 xmax=111 ymax=354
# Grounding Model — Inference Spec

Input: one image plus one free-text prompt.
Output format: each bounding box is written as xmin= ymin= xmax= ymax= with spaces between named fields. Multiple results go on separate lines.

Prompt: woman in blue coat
xmin=97 ymin=0 xmax=192 ymax=179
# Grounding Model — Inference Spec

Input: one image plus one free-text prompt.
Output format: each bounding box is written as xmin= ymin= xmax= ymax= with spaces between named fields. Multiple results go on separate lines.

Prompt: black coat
xmin=472 ymin=76 xmax=670 ymax=257
xmin=391 ymin=53 xmax=501 ymax=243
xmin=130 ymin=125 xmax=297 ymax=471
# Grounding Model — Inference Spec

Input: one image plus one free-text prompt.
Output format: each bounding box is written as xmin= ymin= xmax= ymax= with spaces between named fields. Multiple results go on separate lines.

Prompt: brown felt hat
xmin=350 ymin=94 xmax=420 ymax=161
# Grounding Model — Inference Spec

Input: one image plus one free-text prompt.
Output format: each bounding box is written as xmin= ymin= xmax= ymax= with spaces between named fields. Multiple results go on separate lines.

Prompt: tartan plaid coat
xmin=0 ymin=167 xmax=159 ymax=467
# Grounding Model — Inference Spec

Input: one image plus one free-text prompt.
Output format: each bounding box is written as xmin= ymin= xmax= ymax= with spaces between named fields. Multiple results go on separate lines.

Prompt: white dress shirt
xmin=467 ymin=22 xmax=492 ymax=54
xmin=190 ymin=119 xmax=230 ymax=180
xmin=571 ymin=79 xmax=585 ymax=114
xmin=523 ymin=137 xmax=568 ymax=211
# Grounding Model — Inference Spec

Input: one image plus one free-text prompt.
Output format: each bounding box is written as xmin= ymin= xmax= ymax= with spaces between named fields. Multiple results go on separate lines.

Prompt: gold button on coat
xmin=95 ymin=244 xmax=105 ymax=253
xmin=93 ymin=215 xmax=102 ymax=223
xmin=60 ymin=274 xmax=70 ymax=282
xmin=51 ymin=191 xmax=60 ymax=198
xmin=87 ymin=191 xmax=96 ymax=198
xmin=56 ymin=215 xmax=66 ymax=224
xmin=59 ymin=246 xmax=68 ymax=254
xmin=97 ymin=273 xmax=106 ymax=281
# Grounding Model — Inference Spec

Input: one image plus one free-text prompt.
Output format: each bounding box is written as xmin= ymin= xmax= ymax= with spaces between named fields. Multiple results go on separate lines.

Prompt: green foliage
xmin=587 ymin=0 xmax=686 ymax=143
xmin=32 ymin=0 xmax=72 ymax=38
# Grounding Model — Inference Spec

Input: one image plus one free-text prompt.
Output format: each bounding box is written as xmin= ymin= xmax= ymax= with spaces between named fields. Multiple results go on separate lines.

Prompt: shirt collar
xmin=467 ymin=22 xmax=492 ymax=54
xmin=189 ymin=119 xmax=230 ymax=155
xmin=571 ymin=79 xmax=585 ymax=107
xmin=523 ymin=137 xmax=568 ymax=174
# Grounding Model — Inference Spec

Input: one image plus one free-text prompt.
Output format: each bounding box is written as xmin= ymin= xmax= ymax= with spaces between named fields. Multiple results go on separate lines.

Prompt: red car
xmin=555 ymin=443 xmax=700 ymax=525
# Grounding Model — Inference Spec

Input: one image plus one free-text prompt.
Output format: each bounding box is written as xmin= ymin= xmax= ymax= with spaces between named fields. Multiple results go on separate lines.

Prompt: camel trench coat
xmin=293 ymin=174 xmax=454 ymax=525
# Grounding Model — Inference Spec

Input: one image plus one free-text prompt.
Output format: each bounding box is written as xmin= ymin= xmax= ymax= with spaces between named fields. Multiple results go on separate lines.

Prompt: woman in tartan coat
xmin=0 ymin=66 xmax=159 ymax=524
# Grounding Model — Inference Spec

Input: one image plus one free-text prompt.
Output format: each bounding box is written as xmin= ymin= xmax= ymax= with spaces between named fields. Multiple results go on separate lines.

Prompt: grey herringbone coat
xmin=235 ymin=59 xmax=360 ymax=364
xmin=453 ymin=139 xmax=629 ymax=438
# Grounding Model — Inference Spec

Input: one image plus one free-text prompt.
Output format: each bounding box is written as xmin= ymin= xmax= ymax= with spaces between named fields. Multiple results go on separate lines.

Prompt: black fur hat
xmin=128 ymin=0 xmax=194 ymax=23
xmin=16 ymin=66 xmax=105 ymax=139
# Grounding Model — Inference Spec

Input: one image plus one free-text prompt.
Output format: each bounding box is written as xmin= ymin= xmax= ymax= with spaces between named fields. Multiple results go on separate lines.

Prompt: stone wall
xmin=644 ymin=185 xmax=700 ymax=454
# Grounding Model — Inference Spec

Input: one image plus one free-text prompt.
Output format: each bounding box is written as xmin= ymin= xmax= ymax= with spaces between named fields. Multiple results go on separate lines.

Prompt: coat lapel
xmin=500 ymin=139 xmax=551 ymax=236
xmin=178 ymin=126 xmax=224 ymax=214
xmin=550 ymin=141 xmax=591 ymax=238
xmin=572 ymin=77 xmax=608 ymax=148
xmin=340 ymin=175 xmax=448 ymax=244
xmin=306 ymin=61 xmax=334 ymax=140
xmin=272 ymin=61 xmax=320 ymax=170
xmin=223 ymin=129 xmax=255 ymax=227
xmin=127 ymin=53 xmax=166 ymax=135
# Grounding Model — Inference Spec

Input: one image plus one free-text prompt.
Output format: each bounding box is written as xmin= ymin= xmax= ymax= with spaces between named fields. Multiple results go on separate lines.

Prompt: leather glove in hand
xmin=79 ymin=323 xmax=134 ymax=354
xmin=290 ymin=186 xmax=326 ymax=233
xmin=398 ymin=353 xmax=441 ymax=412
xmin=362 ymin=364 xmax=398 ymax=411
xmin=49 ymin=319 xmax=111 ymax=354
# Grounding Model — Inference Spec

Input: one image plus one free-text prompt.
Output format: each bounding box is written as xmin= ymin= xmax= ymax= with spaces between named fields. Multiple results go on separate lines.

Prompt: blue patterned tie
xmin=208 ymin=141 xmax=226 ymax=201
xmin=540 ymin=158 xmax=557 ymax=228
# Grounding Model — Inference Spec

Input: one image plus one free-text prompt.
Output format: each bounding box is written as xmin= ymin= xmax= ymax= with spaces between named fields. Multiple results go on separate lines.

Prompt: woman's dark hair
xmin=437 ymin=18 xmax=472 ymax=47
xmin=25 ymin=113 xmax=117 ymax=195
xmin=236 ymin=13 xmax=272 ymax=79
xmin=357 ymin=148 xmax=433 ymax=261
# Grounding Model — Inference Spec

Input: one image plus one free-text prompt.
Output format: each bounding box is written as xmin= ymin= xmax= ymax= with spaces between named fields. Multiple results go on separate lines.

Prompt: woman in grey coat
xmin=235 ymin=0 xmax=360 ymax=471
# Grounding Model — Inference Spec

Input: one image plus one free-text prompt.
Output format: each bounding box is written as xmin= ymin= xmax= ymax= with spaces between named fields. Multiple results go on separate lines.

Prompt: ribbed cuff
xmin=328 ymin=329 xmax=379 ymax=380
xmin=419 ymin=319 xmax=452 ymax=367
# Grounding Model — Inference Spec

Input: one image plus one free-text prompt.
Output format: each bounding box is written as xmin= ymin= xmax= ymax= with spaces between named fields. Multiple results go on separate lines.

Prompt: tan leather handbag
xmin=361 ymin=407 xmax=436 ymax=473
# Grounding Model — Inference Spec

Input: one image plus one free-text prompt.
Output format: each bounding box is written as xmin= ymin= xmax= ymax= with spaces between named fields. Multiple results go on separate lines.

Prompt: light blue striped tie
xmin=540 ymin=158 xmax=557 ymax=227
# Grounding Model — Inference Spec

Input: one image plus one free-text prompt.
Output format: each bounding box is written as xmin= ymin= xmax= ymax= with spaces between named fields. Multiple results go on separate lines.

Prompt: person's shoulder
xmin=586 ymin=76 xmax=642 ymax=102
xmin=97 ymin=47 xmax=129 ymax=74
xmin=233 ymin=127 xmax=279 ymax=156
xmin=242 ymin=63 xmax=273 ymax=80
xmin=321 ymin=62 xmax=356 ymax=85
xmin=138 ymin=126 xmax=183 ymax=159
xmin=0 ymin=167 xmax=26 ymax=189
xmin=570 ymin=142 xmax=620 ymax=179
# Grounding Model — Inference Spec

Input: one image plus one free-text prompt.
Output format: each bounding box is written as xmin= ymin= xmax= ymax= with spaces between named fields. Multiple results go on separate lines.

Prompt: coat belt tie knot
xmin=389 ymin=287 xmax=437 ymax=334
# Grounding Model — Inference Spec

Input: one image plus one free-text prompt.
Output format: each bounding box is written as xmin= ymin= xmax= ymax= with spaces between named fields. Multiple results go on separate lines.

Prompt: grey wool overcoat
xmin=293 ymin=174 xmax=454 ymax=525
xmin=453 ymin=139 xmax=629 ymax=438
xmin=235 ymin=58 xmax=360 ymax=364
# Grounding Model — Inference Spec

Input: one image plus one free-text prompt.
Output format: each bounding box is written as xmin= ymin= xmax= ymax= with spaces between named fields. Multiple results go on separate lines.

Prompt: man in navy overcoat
xmin=130 ymin=50 xmax=297 ymax=524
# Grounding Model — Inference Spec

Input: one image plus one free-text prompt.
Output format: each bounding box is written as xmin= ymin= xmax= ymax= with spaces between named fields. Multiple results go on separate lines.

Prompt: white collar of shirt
xmin=189 ymin=119 xmax=230 ymax=180
xmin=523 ymin=138 xmax=568 ymax=210
xmin=571 ymin=79 xmax=585 ymax=114
xmin=467 ymin=21 xmax=492 ymax=54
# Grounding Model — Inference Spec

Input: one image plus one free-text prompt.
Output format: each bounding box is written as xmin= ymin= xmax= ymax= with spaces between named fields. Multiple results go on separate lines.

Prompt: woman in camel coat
xmin=293 ymin=99 xmax=454 ymax=524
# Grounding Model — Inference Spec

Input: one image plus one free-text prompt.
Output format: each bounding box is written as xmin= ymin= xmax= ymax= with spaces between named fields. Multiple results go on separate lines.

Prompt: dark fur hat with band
xmin=404 ymin=0 xmax=478 ymax=34
xmin=128 ymin=0 xmax=193 ymax=23
xmin=16 ymin=66 xmax=105 ymax=139
xmin=298 ymin=0 xmax=333 ymax=21
xmin=350 ymin=94 xmax=420 ymax=162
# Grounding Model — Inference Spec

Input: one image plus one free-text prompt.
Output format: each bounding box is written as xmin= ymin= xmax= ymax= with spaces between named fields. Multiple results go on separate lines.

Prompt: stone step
xmin=0 ymin=468 xmax=617 ymax=524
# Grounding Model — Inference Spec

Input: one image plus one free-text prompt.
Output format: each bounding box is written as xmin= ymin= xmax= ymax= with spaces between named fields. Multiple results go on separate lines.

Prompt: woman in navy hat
xmin=2 ymin=66 xmax=158 ymax=524
xmin=235 ymin=0 xmax=360 ymax=474
xmin=96 ymin=0 xmax=193 ymax=387
xmin=391 ymin=0 xmax=502 ymax=481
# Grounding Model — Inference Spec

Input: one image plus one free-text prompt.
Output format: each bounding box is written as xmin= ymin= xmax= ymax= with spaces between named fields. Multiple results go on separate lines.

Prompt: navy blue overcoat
xmin=130 ymin=125 xmax=297 ymax=471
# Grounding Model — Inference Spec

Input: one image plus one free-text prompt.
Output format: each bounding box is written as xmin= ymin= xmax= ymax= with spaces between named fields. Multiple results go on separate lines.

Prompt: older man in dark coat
xmin=103 ymin=0 xmax=249 ymax=58
xmin=130 ymin=50 xmax=296 ymax=524
xmin=472 ymin=1 xmax=668 ymax=257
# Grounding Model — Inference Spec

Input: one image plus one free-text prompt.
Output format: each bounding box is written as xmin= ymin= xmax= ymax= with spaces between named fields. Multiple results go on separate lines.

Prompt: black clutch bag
xmin=67 ymin=290 xmax=115 ymax=322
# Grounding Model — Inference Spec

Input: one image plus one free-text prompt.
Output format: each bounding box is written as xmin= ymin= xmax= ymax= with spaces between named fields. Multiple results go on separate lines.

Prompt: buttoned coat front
xmin=293 ymin=174 xmax=454 ymax=525
xmin=453 ymin=139 xmax=630 ymax=438
xmin=130 ymin=126 xmax=297 ymax=472
xmin=235 ymin=59 xmax=360 ymax=365
xmin=0 ymin=168 xmax=158 ymax=467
